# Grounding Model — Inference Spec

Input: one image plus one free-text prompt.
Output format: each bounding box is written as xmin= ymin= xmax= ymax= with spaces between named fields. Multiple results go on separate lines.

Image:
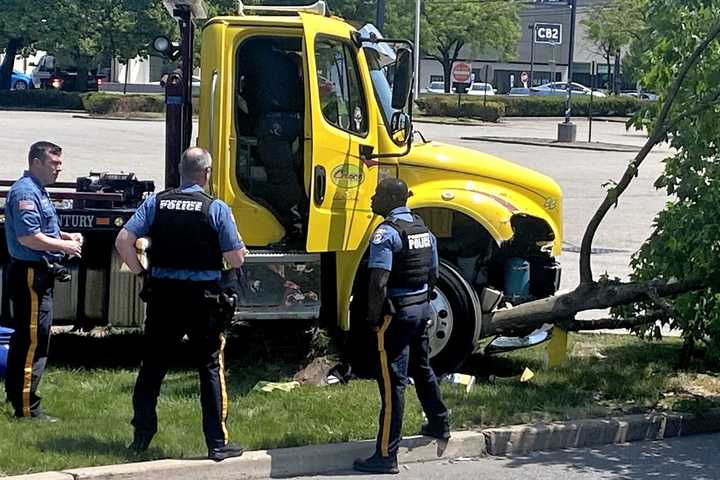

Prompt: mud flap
xmin=545 ymin=326 xmax=568 ymax=367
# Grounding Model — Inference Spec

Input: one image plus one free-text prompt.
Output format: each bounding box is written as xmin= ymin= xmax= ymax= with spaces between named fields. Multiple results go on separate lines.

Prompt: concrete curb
xmin=483 ymin=409 xmax=720 ymax=456
xmin=4 ymin=432 xmax=484 ymax=480
xmin=461 ymin=135 xmax=640 ymax=152
xmin=5 ymin=410 xmax=720 ymax=479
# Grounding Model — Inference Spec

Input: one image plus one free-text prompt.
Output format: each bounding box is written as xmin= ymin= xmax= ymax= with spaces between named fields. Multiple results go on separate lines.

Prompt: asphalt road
xmin=0 ymin=111 xmax=671 ymax=320
xmin=292 ymin=433 xmax=720 ymax=479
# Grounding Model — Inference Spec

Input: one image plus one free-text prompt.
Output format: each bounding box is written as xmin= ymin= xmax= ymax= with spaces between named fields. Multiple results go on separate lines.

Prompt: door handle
xmin=314 ymin=165 xmax=326 ymax=205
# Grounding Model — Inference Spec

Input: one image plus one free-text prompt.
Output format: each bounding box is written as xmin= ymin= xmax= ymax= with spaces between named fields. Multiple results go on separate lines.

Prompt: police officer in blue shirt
xmin=115 ymin=147 xmax=247 ymax=461
xmin=354 ymin=178 xmax=450 ymax=475
xmin=4 ymin=141 xmax=83 ymax=422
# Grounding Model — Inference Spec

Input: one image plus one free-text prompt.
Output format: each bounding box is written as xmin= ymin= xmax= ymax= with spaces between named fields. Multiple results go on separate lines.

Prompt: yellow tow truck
xmin=0 ymin=0 xmax=563 ymax=373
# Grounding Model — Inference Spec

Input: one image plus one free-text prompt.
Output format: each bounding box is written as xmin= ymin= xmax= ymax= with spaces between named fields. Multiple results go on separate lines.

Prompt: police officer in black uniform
xmin=115 ymin=147 xmax=247 ymax=461
xmin=242 ymin=40 xmax=306 ymax=243
xmin=354 ymin=178 xmax=450 ymax=475
xmin=4 ymin=141 xmax=83 ymax=422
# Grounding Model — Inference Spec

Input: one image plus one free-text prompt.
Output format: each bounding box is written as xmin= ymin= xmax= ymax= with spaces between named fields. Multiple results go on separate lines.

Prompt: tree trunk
xmin=480 ymin=277 xmax=706 ymax=337
xmin=0 ymin=38 xmax=23 ymax=91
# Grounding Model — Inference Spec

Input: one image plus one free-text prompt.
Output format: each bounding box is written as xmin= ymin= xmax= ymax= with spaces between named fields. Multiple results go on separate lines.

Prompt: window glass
xmin=315 ymin=38 xmax=367 ymax=135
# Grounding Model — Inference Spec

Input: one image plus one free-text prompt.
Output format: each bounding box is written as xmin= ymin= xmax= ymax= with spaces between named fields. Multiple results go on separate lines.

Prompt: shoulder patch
xmin=372 ymin=228 xmax=387 ymax=244
xmin=18 ymin=199 xmax=35 ymax=211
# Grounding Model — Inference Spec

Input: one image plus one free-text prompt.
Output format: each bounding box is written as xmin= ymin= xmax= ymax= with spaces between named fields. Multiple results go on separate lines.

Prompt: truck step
xmin=245 ymin=250 xmax=320 ymax=263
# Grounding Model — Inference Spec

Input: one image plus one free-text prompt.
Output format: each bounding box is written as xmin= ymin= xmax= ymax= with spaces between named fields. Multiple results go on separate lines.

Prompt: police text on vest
xmin=159 ymin=199 xmax=203 ymax=211
xmin=407 ymin=233 xmax=431 ymax=249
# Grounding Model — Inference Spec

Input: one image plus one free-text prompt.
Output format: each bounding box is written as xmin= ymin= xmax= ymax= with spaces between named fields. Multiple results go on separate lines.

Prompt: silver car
xmin=531 ymin=82 xmax=606 ymax=97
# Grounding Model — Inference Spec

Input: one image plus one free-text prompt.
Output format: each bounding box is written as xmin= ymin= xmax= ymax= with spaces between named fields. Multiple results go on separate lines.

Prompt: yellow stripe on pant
xmin=22 ymin=268 xmax=39 ymax=417
xmin=218 ymin=334 xmax=229 ymax=444
xmin=376 ymin=315 xmax=393 ymax=457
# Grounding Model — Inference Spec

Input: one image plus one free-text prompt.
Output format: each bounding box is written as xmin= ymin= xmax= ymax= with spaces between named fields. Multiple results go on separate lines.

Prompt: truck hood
xmin=401 ymin=140 xmax=562 ymax=201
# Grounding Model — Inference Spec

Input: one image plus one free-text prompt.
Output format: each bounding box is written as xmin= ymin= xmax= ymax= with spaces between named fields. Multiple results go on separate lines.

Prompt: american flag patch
xmin=18 ymin=200 xmax=35 ymax=211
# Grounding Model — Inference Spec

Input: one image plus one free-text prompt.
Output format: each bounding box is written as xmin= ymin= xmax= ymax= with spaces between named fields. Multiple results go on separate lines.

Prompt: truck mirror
xmin=391 ymin=48 xmax=413 ymax=110
xmin=391 ymin=111 xmax=412 ymax=145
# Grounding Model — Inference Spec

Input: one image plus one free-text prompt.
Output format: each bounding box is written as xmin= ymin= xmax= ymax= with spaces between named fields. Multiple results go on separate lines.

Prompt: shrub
xmin=0 ymin=89 xmax=84 ymax=110
xmin=494 ymin=95 xmax=645 ymax=117
xmin=81 ymin=92 xmax=165 ymax=114
xmin=415 ymin=94 xmax=505 ymax=122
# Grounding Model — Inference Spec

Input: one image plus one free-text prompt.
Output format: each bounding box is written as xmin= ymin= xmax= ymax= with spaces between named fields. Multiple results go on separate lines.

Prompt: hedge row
xmin=414 ymin=95 xmax=505 ymax=122
xmin=0 ymin=89 xmax=84 ymax=110
xmin=80 ymin=92 xmax=165 ymax=114
xmin=416 ymin=93 xmax=645 ymax=119
xmin=494 ymin=95 xmax=644 ymax=117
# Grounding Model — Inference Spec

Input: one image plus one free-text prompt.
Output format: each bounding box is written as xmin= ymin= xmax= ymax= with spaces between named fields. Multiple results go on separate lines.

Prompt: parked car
xmin=467 ymin=82 xmax=495 ymax=96
xmin=425 ymin=81 xmax=447 ymax=94
xmin=620 ymin=90 xmax=659 ymax=101
xmin=11 ymin=70 xmax=32 ymax=90
xmin=508 ymin=87 xmax=530 ymax=96
xmin=531 ymin=82 xmax=606 ymax=97
xmin=30 ymin=55 xmax=103 ymax=92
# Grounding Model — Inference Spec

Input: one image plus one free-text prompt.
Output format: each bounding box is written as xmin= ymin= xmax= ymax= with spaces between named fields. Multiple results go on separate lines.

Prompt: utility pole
xmin=376 ymin=0 xmax=385 ymax=32
xmin=558 ymin=0 xmax=577 ymax=142
xmin=413 ymin=0 xmax=421 ymax=99
xmin=529 ymin=23 xmax=536 ymax=87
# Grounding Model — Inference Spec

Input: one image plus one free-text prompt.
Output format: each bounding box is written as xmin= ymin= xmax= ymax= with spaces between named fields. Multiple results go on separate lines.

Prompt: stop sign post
xmin=451 ymin=62 xmax=472 ymax=84
xmin=450 ymin=62 xmax=473 ymax=119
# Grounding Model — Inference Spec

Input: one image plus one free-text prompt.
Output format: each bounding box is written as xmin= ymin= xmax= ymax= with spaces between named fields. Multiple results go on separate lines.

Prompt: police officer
xmin=242 ymin=40 xmax=306 ymax=243
xmin=4 ymin=141 xmax=83 ymax=421
xmin=114 ymin=147 xmax=247 ymax=461
xmin=353 ymin=178 xmax=450 ymax=475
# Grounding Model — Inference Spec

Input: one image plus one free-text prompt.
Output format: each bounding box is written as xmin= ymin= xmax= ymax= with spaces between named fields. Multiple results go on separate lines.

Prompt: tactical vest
xmin=148 ymin=188 xmax=224 ymax=271
xmin=382 ymin=214 xmax=434 ymax=291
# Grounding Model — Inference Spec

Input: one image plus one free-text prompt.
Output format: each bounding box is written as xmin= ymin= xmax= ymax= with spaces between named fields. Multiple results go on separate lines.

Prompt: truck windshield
xmin=364 ymin=48 xmax=397 ymax=130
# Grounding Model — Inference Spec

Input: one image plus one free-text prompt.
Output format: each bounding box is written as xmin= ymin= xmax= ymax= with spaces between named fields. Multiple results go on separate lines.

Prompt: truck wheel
xmin=13 ymin=80 xmax=28 ymax=90
xmin=428 ymin=261 xmax=479 ymax=375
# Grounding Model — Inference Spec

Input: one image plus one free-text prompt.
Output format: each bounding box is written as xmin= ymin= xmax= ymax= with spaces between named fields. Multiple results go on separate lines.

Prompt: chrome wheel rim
xmin=428 ymin=288 xmax=454 ymax=358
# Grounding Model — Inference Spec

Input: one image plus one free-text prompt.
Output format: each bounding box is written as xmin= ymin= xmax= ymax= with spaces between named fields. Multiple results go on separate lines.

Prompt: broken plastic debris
xmin=252 ymin=381 xmax=300 ymax=393
xmin=442 ymin=373 xmax=476 ymax=393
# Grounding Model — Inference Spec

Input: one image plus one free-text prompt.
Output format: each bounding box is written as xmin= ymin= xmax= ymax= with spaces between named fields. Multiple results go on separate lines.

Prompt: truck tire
xmin=427 ymin=261 xmax=480 ymax=375
xmin=345 ymin=260 xmax=479 ymax=378
xmin=13 ymin=80 xmax=28 ymax=90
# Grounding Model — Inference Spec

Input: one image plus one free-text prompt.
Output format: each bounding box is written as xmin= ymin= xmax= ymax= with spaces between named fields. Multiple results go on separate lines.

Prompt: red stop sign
xmin=451 ymin=62 xmax=472 ymax=83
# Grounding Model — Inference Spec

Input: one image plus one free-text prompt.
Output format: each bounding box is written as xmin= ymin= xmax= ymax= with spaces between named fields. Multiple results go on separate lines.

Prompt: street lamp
xmin=558 ymin=0 xmax=577 ymax=143
xmin=413 ymin=0 xmax=421 ymax=99
xmin=529 ymin=23 xmax=536 ymax=87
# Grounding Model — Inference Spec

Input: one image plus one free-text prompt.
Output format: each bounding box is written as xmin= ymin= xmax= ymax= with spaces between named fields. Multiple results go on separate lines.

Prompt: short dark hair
xmin=28 ymin=141 xmax=62 ymax=166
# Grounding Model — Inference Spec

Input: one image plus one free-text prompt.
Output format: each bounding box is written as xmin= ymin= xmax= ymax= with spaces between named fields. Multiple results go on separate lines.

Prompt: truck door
xmin=301 ymin=14 xmax=379 ymax=252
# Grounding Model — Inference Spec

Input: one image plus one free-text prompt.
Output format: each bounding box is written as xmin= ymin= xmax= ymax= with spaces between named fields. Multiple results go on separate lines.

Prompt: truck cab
xmin=198 ymin=2 xmax=563 ymax=372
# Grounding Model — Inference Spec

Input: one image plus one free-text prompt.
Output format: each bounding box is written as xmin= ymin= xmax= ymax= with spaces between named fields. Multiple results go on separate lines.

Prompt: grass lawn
xmin=1 ymin=330 xmax=719 ymax=476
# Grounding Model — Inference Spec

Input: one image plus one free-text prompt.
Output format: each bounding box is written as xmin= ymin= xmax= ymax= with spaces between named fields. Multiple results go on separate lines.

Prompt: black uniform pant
xmin=4 ymin=261 xmax=54 ymax=418
xmin=254 ymin=112 xmax=306 ymax=235
xmin=132 ymin=279 xmax=230 ymax=450
xmin=374 ymin=300 xmax=448 ymax=458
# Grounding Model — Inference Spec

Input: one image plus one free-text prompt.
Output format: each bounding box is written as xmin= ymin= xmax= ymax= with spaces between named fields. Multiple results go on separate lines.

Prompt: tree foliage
xmin=613 ymin=0 xmax=720 ymax=360
xmin=385 ymin=0 xmax=521 ymax=92
xmin=581 ymin=0 xmax=645 ymax=91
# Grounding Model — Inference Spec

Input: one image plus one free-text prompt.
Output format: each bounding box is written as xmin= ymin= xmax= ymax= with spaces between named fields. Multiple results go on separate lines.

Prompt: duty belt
xmin=391 ymin=292 xmax=429 ymax=308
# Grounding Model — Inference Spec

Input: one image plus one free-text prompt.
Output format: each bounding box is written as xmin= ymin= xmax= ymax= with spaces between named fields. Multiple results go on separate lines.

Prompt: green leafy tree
xmin=0 ymin=1 xmax=56 ymax=89
xmin=385 ymin=0 xmax=521 ymax=92
xmin=581 ymin=0 xmax=645 ymax=92
xmin=612 ymin=0 xmax=720 ymax=362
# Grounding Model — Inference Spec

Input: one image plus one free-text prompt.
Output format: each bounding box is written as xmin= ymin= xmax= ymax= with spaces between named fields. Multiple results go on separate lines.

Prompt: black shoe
xmin=420 ymin=421 xmax=451 ymax=440
xmin=208 ymin=443 xmax=244 ymax=462
xmin=353 ymin=453 xmax=399 ymax=474
xmin=128 ymin=433 xmax=153 ymax=454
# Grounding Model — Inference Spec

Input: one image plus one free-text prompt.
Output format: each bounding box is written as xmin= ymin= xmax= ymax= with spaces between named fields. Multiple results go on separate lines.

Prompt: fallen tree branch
xmin=562 ymin=313 xmax=666 ymax=332
xmin=578 ymin=20 xmax=720 ymax=285
xmin=481 ymin=277 xmax=706 ymax=337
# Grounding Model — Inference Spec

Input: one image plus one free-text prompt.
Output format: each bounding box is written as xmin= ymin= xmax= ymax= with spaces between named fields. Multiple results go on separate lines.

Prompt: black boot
xmin=420 ymin=420 xmax=450 ymax=440
xmin=128 ymin=432 xmax=153 ymax=454
xmin=353 ymin=453 xmax=399 ymax=474
xmin=208 ymin=442 xmax=244 ymax=461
